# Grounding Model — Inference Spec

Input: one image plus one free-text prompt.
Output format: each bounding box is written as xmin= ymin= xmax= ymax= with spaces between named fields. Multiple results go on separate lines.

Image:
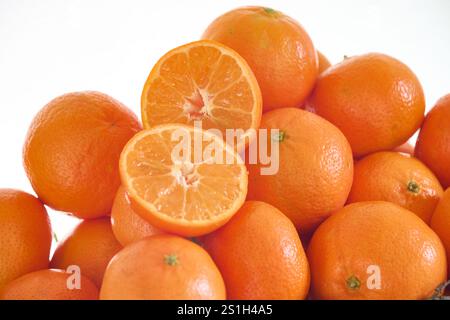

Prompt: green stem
xmin=407 ymin=181 xmax=420 ymax=194
xmin=346 ymin=275 xmax=361 ymax=290
xmin=263 ymin=7 xmax=278 ymax=15
xmin=272 ymin=130 xmax=286 ymax=142
xmin=429 ymin=280 xmax=450 ymax=300
xmin=164 ymin=254 xmax=179 ymax=266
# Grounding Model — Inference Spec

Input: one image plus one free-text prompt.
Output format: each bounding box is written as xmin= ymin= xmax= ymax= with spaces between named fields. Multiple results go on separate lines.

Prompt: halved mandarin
xmin=141 ymin=40 xmax=262 ymax=150
xmin=119 ymin=124 xmax=248 ymax=237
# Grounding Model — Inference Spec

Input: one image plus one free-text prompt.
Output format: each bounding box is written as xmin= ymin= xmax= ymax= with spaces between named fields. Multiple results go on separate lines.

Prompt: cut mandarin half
xmin=119 ymin=124 xmax=248 ymax=237
xmin=141 ymin=40 xmax=262 ymax=150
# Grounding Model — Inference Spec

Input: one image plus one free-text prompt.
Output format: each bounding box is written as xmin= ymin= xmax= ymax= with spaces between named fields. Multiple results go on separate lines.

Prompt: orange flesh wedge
xmin=119 ymin=124 xmax=248 ymax=237
xmin=141 ymin=40 xmax=262 ymax=150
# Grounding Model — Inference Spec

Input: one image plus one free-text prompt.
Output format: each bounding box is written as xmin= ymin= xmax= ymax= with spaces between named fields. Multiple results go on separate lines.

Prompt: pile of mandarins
xmin=1 ymin=6 xmax=450 ymax=300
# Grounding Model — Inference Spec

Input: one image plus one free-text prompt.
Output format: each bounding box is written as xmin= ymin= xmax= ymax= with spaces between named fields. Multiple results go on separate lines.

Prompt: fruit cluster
xmin=1 ymin=6 xmax=449 ymax=300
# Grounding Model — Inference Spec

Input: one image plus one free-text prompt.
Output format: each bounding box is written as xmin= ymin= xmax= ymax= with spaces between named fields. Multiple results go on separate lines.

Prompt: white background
xmin=1 ymin=0 xmax=450 ymax=246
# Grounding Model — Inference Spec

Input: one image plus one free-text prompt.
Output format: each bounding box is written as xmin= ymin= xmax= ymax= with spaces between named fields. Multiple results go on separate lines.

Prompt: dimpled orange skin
xmin=308 ymin=53 xmax=425 ymax=157
xmin=0 ymin=269 xmax=98 ymax=300
xmin=348 ymin=151 xmax=443 ymax=224
xmin=431 ymin=188 xmax=450 ymax=275
xmin=0 ymin=189 xmax=52 ymax=288
xmin=23 ymin=91 xmax=142 ymax=219
xmin=415 ymin=94 xmax=450 ymax=188
xmin=100 ymin=235 xmax=226 ymax=300
xmin=50 ymin=217 xmax=122 ymax=288
xmin=111 ymin=186 xmax=164 ymax=246
xmin=317 ymin=51 xmax=331 ymax=74
xmin=247 ymin=108 xmax=353 ymax=236
xmin=202 ymin=201 xmax=310 ymax=300
xmin=308 ymin=201 xmax=447 ymax=300
xmin=202 ymin=6 xmax=318 ymax=112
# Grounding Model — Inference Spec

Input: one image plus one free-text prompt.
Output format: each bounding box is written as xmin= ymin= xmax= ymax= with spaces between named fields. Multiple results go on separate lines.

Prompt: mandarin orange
xmin=348 ymin=151 xmax=443 ymax=223
xmin=202 ymin=201 xmax=310 ymax=300
xmin=100 ymin=235 xmax=225 ymax=300
xmin=0 ymin=269 xmax=98 ymax=300
xmin=23 ymin=91 xmax=141 ymax=218
xmin=50 ymin=217 xmax=122 ymax=287
xmin=203 ymin=6 xmax=318 ymax=111
xmin=415 ymin=94 xmax=450 ymax=188
xmin=111 ymin=186 xmax=164 ymax=246
xmin=247 ymin=108 xmax=353 ymax=235
xmin=0 ymin=189 xmax=52 ymax=288
xmin=308 ymin=201 xmax=447 ymax=299
xmin=308 ymin=53 xmax=425 ymax=157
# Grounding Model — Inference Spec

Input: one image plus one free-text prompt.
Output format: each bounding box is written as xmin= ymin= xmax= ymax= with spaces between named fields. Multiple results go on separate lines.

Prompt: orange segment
xmin=141 ymin=40 xmax=262 ymax=149
xmin=119 ymin=124 xmax=248 ymax=237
